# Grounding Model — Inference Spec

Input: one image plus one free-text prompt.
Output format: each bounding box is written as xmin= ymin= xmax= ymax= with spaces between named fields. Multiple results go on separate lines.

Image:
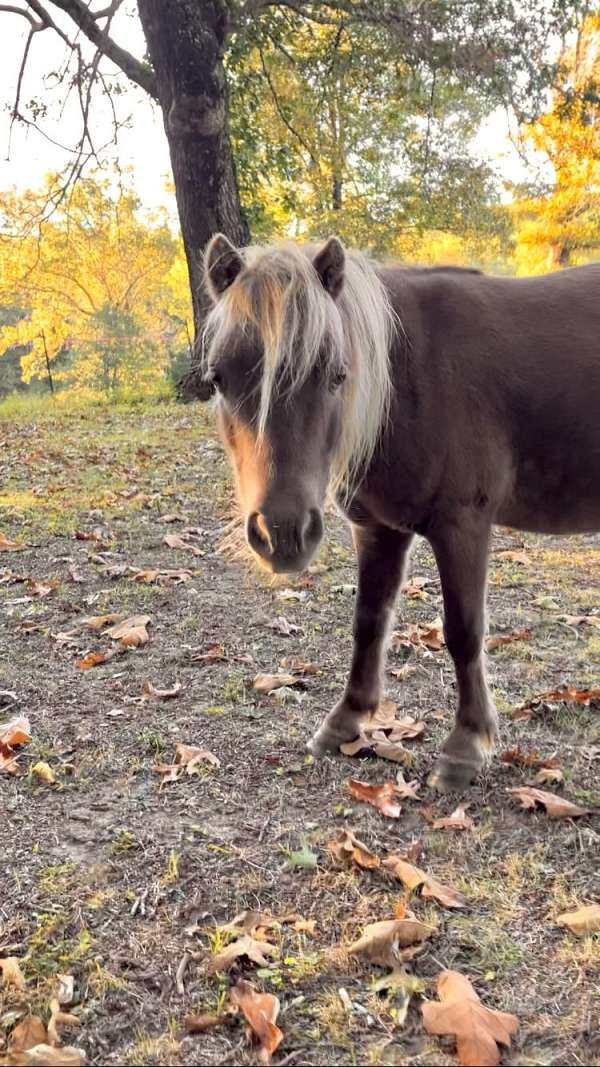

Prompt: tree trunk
xmin=332 ymin=176 xmax=343 ymax=211
xmin=137 ymin=0 xmax=249 ymax=399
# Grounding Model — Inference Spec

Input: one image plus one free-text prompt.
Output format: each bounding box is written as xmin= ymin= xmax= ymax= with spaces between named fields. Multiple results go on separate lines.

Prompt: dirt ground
xmin=1 ymin=400 xmax=598 ymax=1067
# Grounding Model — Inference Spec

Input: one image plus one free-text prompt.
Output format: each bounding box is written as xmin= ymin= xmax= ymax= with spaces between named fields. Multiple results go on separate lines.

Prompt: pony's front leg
xmin=308 ymin=525 xmax=414 ymax=755
xmin=428 ymin=516 xmax=497 ymax=792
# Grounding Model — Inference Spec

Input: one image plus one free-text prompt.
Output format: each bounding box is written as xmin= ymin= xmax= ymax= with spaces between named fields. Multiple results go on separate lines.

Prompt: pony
xmin=201 ymin=232 xmax=600 ymax=791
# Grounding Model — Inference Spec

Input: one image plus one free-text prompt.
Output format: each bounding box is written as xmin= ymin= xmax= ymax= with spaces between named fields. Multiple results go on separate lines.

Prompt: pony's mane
xmin=202 ymin=240 xmax=397 ymax=494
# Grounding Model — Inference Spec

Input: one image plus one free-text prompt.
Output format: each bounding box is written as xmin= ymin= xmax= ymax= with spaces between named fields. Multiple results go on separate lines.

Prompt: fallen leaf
xmin=348 ymin=918 xmax=433 ymax=968
xmin=385 ymin=855 xmax=466 ymax=908
xmin=431 ymin=803 xmax=475 ymax=832
xmin=0 ymin=716 xmax=31 ymax=753
xmin=388 ymin=664 xmax=417 ymax=681
xmin=422 ymin=970 xmax=518 ymax=1067
xmin=159 ymin=513 xmax=181 ymax=524
xmin=5 ymin=1044 xmax=86 ymax=1065
xmin=190 ymin=643 xmax=226 ymax=666
xmin=286 ymin=843 xmax=318 ymax=870
xmin=514 ymin=686 xmax=600 ymax=716
xmin=229 ymin=979 xmax=283 ymax=1064
xmin=0 ymin=532 xmax=21 ymax=551
xmin=106 ymin=614 xmax=150 ymax=647
xmin=75 ymin=650 xmax=115 ymax=670
xmin=494 ymin=549 xmax=529 ymax=564
xmin=47 ymin=997 xmax=79 ymax=1046
xmin=394 ymin=771 xmax=421 ymax=799
xmin=508 ymin=786 xmax=591 ymax=819
xmin=221 ymin=911 xmax=281 ymax=936
xmin=154 ymin=742 xmax=220 ymax=786
xmin=74 ymin=529 xmax=102 ymax=541
xmin=82 ymin=613 xmax=125 ymax=631
xmin=556 ymin=904 xmax=600 ymax=937
xmin=0 ymin=957 xmax=26 ymax=989
xmin=56 ymin=974 xmax=75 ymax=1006
xmin=163 ymin=532 xmax=189 ymax=549
xmin=500 ymin=745 xmax=540 ymax=768
xmin=142 ymin=681 xmax=183 ymax=701
xmin=403 ymin=575 xmax=430 ymax=598
xmin=7 ymin=1016 xmax=47 ymax=1053
xmin=207 ymin=935 xmax=277 ymax=974
xmin=486 ymin=628 xmax=532 ymax=651
xmin=329 ymin=828 xmax=380 ymax=869
xmin=185 ymin=1013 xmax=227 ymax=1034
xmin=253 ymin=672 xmax=297 ymax=693
xmin=348 ymin=778 xmax=403 ymax=818
xmin=32 ymin=761 xmax=56 ymax=785
xmin=279 ymin=657 xmax=320 ymax=675
xmin=557 ymin=614 xmax=600 ymax=629
xmin=534 ymin=766 xmax=564 ymax=785
xmin=26 ymin=579 xmax=59 ymax=598
xmin=392 ymin=618 xmax=445 ymax=652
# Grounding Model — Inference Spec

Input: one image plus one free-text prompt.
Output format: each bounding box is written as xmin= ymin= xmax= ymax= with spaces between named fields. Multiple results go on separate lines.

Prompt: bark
xmin=137 ymin=0 xmax=249 ymax=398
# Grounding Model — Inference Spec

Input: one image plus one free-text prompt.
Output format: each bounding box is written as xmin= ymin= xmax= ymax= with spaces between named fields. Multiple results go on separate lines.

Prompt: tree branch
xmin=0 ymin=4 xmax=41 ymax=28
xmin=26 ymin=0 xmax=158 ymax=98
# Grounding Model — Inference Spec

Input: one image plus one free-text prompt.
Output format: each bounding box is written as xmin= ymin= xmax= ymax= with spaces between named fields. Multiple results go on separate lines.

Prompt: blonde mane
xmin=202 ymin=240 xmax=397 ymax=494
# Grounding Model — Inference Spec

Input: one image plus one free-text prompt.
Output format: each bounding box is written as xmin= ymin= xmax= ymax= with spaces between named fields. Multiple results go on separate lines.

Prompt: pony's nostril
xmin=247 ymin=512 xmax=273 ymax=558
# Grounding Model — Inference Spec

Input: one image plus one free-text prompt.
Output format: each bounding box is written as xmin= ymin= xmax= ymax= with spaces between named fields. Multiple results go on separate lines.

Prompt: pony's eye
xmin=330 ymin=368 xmax=347 ymax=391
xmin=210 ymin=369 xmax=224 ymax=390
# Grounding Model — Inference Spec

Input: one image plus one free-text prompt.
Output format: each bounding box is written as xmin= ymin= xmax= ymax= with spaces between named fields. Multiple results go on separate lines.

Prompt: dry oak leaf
xmin=0 ymin=532 xmax=21 ymax=552
xmin=7 ymin=1017 xmax=47 ymax=1055
xmin=82 ymin=613 xmax=124 ymax=631
xmin=142 ymin=681 xmax=183 ymax=701
xmin=75 ymin=650 xmax=115 ymax=670
xmin=279 ymin=656 xmax=320 ymax=675
xmin=348 ymin=918 xmax=433 ymax=968
xmin=106 ymin=614 xmax=150 ymax=647
xmin=253 ymin=672 xmax=297 ymax=693
xmin=508 ymin=786 xmax=591 ymax=819
xmin=422 ymin=970 xmax=518 ymax=1067
xmin=556 ymin=904 xmax=600 ymax=937
xmin=47 ymin=998 xmax=79 ymax=1047
xmin=392 ymin=618 xmax=445 ymax=652
xmin=347 ymin=778 xmax=403 ymax=818
xmin=190 ymin=643 xmax=226 ymax=666
xmin=329 ymin=828 xmax=380 ymax=869
xmin=0 ymin=716 xmax=31 ymax=754
xmin=500 ymin=745 xmax=540 ymax=768
xmin=207 ymin=935 xmax=277 ymax=975
xmin=385 ymin=855 xmax=466 ymax=909
xmin=185 ymin=1013 xmax=227 ymax=1034
xmin=494 ymin=549 xmax=529 ymax=564
xmin=558 ymin=613 xmax=600 ymax=629
xmin=229 ymin=979 xmax=283 ymax=1064
xmin=3 ymin=1046 xmax=86 ymax=1066
xmin=0 ymin=957 xmax=26 ymax=989
xmin=155 ymin=742 xmax=220 ymax=786
xmin=26 ymin=579 xmax=59 ymax=598
xmin=534 ymin=766 xmax=564 ymax=786
xmin=431 ymin=803 xmax=475 ymax=832
xmin=486 ymin=628 xmax=532 ymax=652
xmin=32 ymin=761 xmax=56 ymax=785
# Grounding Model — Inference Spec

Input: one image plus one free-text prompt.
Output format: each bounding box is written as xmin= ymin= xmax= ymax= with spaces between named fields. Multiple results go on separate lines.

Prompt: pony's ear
xmin=313 ymin=236 xmax=345 ymax=299
xmin=205 ymin=233 xmax=244 ymax=300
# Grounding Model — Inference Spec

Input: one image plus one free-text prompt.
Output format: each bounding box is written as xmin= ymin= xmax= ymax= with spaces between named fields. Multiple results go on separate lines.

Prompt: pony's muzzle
xmin=247 ymin=508 xmax=323 ymax=573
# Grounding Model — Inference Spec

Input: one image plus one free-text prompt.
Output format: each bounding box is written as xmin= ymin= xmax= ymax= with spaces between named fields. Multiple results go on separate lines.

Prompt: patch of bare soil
xmin=1 ymin=403 xmax=598 ymax=1066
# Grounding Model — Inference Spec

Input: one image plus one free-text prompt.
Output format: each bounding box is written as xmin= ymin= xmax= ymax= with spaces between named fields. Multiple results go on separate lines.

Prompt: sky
xmin=0 ymin=2 xmax=534 ymax=220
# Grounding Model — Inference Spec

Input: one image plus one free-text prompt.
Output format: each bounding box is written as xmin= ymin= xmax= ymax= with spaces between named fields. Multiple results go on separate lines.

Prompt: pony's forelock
xmin=202 ymin=240 xmax=397 ymax=494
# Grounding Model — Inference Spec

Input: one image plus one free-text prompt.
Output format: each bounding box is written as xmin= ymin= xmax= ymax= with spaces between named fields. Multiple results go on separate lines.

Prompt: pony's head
xmin=202 ymin=234 xmax=394 ymax=573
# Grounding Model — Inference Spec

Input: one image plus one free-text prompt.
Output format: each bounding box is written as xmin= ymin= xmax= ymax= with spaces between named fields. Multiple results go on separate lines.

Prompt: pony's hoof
xmin=306 ymin=725 xmax=342 ymax=758
xmin=428 ymin=754 xmax=481 ymax=793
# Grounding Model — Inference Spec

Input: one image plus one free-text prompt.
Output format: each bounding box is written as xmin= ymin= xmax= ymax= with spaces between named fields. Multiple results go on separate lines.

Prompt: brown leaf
xmin=26 ymin=579 xmax=59 ymax=598
xmin=348 ymin=778 xmax=402 ymax=818
xmin=431 ymin=803 xmax=475 ymax=832
xmin=74 ymin=529 xmax=102 ymax=541
xmin=5 ymin=1045 xmax=86 ymax=1065
xmin=159 ymin=513 xmax=181 ymax=524
xmin=534 ymin=766 xmax=564 ymax=785
xmin=106 ymin=614 xmax=151 ymax=647
xmin=0 ymin=715 xmax=31 ymax=753
xmin=154 ymin=742 xmax=220 ymax=786
xmin=500 ymin=745 xmax=540 ymax=768
xmin=422 ymin=970 xmax=518 ymax=1067
xmin=392 ymin=619 xmax=445 ymax=652
xmin=253 ymin=672 xmax=297 ymax=693
xmin=0 ymin=532 xmax=21 ymax=552
xmin=207 ymin=935 xmax=277 ymax=974
xmin=508 ymin=786 xmax=591 ymax=819
xmin=393 ymin=771 xmax=421 ymax=799
xmin=557 ymin=614 xmax=600 ymax=629
xmin=0 ymin=957 xmax=26 ymax=989
xmin=0 ymin=750 xmax=20 ymax=774
xmin=75 ymin=649 xmax=115 ymax=670
xmin=486 ymin=628 xmax=532 ymax=651
xmin=388 ymin=664 xmax=417 ymax=681
xmin=47 ymin=998 xmax=79 ymax=1046
xmin=32 ymin=761 xmax=56 ymax=785
xmin=329 ymin=828 xmax=380 ymax=869
xmin=494 ymin=549 xmax=529 ymax=564
xmin=557 ymin=904 xmax=600 ymax=937
xmin=7 ymin=1017 xmax=47 ymax=1053
xmin=229 ymin=979 xmax=283 ymax=1064
xmin=142 ymin=681 xmax=183 ymax=701
xmin=385 ymin=855 xmax=466 ymax=908
xmin=403 ymin=575 xmax=430 ymax=598
xmin=348 ymin=918 xmax=433 ymax=968
xmin=185 ymin=1013 xmax=227 ymax=1034
xmin=163 ymin=532 xmax=189 ymax=549
xmin=190 ymin=643 xmax=226 ymax=666
xmin=279 ymin=657 xmax=320 ymax=675
xmin=514 ymin=686 xmax=600 ymax=716
xmin=82 ymin=613 xmax=125 ymax=631
xmin=133 ymin=568 xmax=192 ymax=585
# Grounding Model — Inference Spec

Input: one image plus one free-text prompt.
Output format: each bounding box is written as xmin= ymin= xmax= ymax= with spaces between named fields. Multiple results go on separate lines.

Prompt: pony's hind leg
xmin=428 ymin=516 xmax=497 ymax=791
xmin=308 ymin=524 xmax=414 ymax=756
